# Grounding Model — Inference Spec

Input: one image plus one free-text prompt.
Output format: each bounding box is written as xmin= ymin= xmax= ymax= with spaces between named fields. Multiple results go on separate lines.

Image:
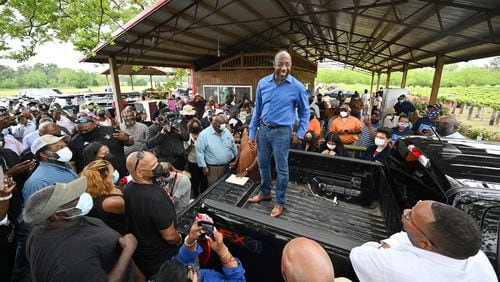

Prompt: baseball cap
xmin=31 ymin=134 xmax=70 ymax=155
xmin=23 ymin=177 xmax=88 ymax=224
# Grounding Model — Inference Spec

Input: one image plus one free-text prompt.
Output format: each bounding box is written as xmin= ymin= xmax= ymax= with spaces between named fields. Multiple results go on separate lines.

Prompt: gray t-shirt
xmin=120 ymin=122 xmax=149 ymax=156
xmin=173 ymin=174 xmax=191 ymax=212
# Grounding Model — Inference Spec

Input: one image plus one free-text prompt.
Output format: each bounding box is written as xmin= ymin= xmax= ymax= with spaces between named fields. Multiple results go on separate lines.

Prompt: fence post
xmin=496 ymin=109 xmax=500 ymax=125
xmin=475 ymin=106 xmax=482 ymax=118
xmin=490 ymin=108 xmax=498 ymax=126
xmin=467 ymin=102 xmax=475 ymax=120
xmin=451 ymin=102 xmax=457 ymax=114
xmin=460 ymin=104 xmax=466 ymax=114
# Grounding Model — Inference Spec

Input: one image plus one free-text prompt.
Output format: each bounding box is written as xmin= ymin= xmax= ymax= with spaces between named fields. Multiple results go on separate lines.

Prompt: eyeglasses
xmin=403 ymin=208 xmax=439 ymax=249
xmin=134 ymin=151 xmax=145 ymax=171
xmin=75 ymin=118 xmax=94 ymax=124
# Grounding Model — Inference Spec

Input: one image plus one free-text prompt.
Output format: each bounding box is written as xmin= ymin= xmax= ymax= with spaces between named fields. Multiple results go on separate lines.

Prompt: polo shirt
xmin=195 ymin=126 xmax=237 ymax=167
xmin=329 ymin=116 xmax=363 ymax=144
xmin=350 ymin=232 xmax=497 ymax=282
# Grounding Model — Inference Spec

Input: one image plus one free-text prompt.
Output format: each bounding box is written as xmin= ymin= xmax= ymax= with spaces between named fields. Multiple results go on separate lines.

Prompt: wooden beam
xmin=370 ymin=71 xmax=375 ymax=95
xmin=386 ymin=67 xmax=392 ymax=88
xmin=108 ymin=56 xmax=124 ymax=123
xmin=376 ymin=71 xmax=381 ymax=91
xmin=429 ymin=55 xmax=445 ymax=104
xmin=401 ymin=63 xmax=409 ymax=88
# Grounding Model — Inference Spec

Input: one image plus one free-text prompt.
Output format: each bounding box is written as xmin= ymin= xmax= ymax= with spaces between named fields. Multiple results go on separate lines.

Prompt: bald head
xmin=282 ymin=237 xmax=334 ymax=282
xmin=39 ymin=122 xmax=60 ymax=136
xmin=126 ymin=151 xmax=158 ymax=183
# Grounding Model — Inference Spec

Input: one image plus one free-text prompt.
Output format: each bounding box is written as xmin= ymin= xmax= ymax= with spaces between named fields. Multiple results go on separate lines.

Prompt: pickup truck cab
xmin=176 ymin=137 xmax=500 ymax=280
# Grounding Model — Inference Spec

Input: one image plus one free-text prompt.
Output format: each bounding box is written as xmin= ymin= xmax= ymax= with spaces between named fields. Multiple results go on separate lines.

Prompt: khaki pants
xmin=207 ymin=165 xmax=228 ymax=187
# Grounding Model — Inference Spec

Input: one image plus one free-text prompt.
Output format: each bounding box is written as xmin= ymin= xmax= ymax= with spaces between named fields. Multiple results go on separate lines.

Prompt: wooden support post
xmin=150 ymin=75 xmax=153 ymax=89
xmin=375 ymin=71 xmax=381 ymax=92
xmin=369 ymin=71 xmax=375 ymax=95
xmin=401 ymin=63 xmax=409 ymax=88
xmin=108 ymin=56 xmax=124 ymax=123
xmin=130 ymin=75 xmax=134 ymax=90
xmin=191 ymin=64 xmax=196 ymax=96
xmin=386 ymin=68 xmax=392 ymax=88
xmin=105 ymin=74 xmax=110 ymax=86
xmin=429 ymin=55 xmax=445 ymax=104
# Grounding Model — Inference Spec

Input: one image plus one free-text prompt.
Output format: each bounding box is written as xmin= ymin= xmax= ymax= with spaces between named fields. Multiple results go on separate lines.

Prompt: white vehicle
xmin=18 ymin=88 xmax=61 ymax=100
xmin=50 ymin=93 xmax=86 ymax=109
xmin=380 ymin=88 xmax=411 ymax=114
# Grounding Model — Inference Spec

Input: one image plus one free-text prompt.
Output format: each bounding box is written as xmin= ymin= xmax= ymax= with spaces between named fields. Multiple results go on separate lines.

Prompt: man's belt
xmin=207 ymin=164 xmax=227 ymax=167
xmin=260 ymin=122 xmax=287 ymax=129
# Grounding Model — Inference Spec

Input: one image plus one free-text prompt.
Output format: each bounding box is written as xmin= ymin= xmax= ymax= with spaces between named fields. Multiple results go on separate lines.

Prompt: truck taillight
xmin=406 ymin=145 xmax=430 ymax=168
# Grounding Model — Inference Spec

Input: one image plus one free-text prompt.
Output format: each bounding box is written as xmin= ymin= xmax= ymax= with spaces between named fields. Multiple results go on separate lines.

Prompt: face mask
xmin=327 ymin=144 xmax=336 ymax=150
xmin=398 ymin=99 xmax=404 ymax=103
xmin=183 ymin=98 xmax=189 ymax=103
xmin=374 ymin=137 xmax=386 ymax=147
xmin=152 ymin=164 xmax=167 ymax=178
xmin=124 ymin=119 xmax=136 ymax=126
xmin=112 ymin=169 xmax=120 ymax=184
xmin=191 ymin=125 xmax=202 ymax=134
xmin=398 ymin=122 xmax=409 ymax=128
xmin=75 ymin=192 xmax=93 ymax=216
xmin=58 ymin=192 xmax=93 ymax=220
xmin=231 ymin=101 xmax=236 ymax=106
xmin=1 ymin=128 xmax=8 ymax=136
xmin=220 ymin=124 xmax=226 ymax=130
xmin=426 ymin=110 xmax=439 ymax=118
xmin=48 ymin=147 xmax=73 ymax=163
xmin=103 ymin=152 xmax=114 ymax=162
xmin=340 ymin=111 xmax=348 ymax=118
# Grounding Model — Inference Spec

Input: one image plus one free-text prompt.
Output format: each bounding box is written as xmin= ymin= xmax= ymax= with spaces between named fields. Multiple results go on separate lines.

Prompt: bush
xmin=0 ymin=79 xmax=19 ymax=88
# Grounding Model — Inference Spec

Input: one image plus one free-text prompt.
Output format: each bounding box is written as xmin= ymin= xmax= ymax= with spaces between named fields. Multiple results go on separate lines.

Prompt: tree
xmin=488 ymin=57 xmax=500 ymax=70
xmin=0 ymin=0 xmax=154 ymax=61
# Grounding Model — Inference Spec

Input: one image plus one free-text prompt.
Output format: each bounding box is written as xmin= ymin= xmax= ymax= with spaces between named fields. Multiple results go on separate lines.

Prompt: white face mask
xmin=326 ymin=143 xmax=336 ymax=150
xmin=75 ymin=192 xmax=93 ymax=216
xmin=398 ymin=122 xmax=409 ymax=128
xmin=340 ymin=111 xmax=348 ymax=118
xmin=51 ymin=147 xmax=73 ymax=163
xmin=374 ymin=137 xmax=386 ymax=147
xmin=183 ymin=98 xmax=189 ymax=103
xmin=219 ymin=124 xmax=226 ymax=130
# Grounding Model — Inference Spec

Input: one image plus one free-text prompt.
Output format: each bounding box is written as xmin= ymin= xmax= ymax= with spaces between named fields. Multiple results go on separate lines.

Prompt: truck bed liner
xmin=185 ymin=178 xmax=390 ymax=245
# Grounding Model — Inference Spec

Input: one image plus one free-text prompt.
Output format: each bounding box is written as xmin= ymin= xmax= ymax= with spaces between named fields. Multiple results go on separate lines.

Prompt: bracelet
xmin=0 ymin=193 xmax=12 ymax=201
xmin=222 ymin=255 xmax=235 ymax=265
xmin=184 ymin=235 xmax=197 ymax=247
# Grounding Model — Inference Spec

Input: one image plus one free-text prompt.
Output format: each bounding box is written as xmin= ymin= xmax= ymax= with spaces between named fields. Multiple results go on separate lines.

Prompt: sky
xmin=0 ymin=41 xmax=495 ymax=73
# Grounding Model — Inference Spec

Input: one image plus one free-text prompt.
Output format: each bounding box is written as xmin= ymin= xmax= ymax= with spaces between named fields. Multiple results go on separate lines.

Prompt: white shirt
xmin=350 ymin=232 xmax=497 ymax=282
xmin=57 ymin=115 xmax=76 ymax=135
xmin=362 ymin=93 xmax=370 ymax=105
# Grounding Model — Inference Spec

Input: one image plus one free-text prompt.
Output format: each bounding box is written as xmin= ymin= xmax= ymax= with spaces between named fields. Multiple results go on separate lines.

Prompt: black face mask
xmin=80 ymin=127 xmax=99 ymax=141
xmin=152 ymin=164 xmax=167 ymax=178
xmin=103 ymin=152 xmax=114 ymax=162
xmin=191 ymin=126 xmax=202 ymax=134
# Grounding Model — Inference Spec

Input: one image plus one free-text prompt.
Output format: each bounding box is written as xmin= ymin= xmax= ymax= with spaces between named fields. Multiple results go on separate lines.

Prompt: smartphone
xmin=198 ymin=220 xmax=215 ymax=239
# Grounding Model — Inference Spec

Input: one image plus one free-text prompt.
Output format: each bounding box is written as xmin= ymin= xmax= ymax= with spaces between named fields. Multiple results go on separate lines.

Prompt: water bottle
xmin=476 ymin=133 xmax=483 ymax=141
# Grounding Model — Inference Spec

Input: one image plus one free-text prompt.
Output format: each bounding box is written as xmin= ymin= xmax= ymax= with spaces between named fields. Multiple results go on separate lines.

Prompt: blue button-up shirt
xmin=249 ymin=73 xmax=310 ymax=140
xmin=23 ymin=161 xmax=78 ymax=202
xmin=195 ymin=126 xmax=238 ymax=168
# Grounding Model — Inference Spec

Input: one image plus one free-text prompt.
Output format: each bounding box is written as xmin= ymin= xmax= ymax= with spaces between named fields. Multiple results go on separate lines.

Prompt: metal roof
xmin=101 ymin=65 xmax=175 ymax=75
xmin=82 ymin=0 xmax=500 ymax=73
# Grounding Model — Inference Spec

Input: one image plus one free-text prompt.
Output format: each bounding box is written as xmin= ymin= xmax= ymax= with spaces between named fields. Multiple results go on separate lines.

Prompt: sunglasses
xmin=134 ymin=151 xmax=145 ymax=171
xmin=403 ymin=205 xmax=439 ymax=249
xmin=75 ymin=118 xmax=94 ymax=124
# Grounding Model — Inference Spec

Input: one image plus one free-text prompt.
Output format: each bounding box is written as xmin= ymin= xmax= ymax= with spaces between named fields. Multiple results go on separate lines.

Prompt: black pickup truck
xmin=176 ymin=136 xmax=500 ymax=281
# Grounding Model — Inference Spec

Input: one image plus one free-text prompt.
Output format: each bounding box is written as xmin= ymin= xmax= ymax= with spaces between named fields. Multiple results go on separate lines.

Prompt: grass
xmin=0 ymin=85 xmax=151 ymax=97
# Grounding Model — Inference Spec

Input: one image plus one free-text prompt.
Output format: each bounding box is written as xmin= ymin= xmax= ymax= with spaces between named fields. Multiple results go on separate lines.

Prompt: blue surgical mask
xmin=113 ymin=170 xmax=119 ymax=184
xmin=374 ymin=137 xmax=386 ymax=147
xmin=1 ymin=128 xmax=9 ymax=136
xmin=220 ymin=124 xmax=226 ymax=130
xmin=75 ymin=192 xmax=94 ymax=216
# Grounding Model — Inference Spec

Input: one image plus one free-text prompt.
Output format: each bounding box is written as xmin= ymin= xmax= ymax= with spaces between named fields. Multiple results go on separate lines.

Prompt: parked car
xmin=176 ymin=136 xmax=500 ymax=281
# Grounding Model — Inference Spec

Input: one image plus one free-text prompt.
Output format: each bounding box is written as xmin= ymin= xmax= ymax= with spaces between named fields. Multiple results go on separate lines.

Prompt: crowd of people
xmin=0 ymin=49 xmax=489 ymax=282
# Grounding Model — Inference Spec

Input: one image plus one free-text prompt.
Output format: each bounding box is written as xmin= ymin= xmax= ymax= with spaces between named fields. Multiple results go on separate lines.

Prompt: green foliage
xmin=0 ymin=79 xmax=19 ymax=89
xmin=0 ymin=0 xmax=154 ymax=61
xmin=133 ymin=78 xmax=148 ymax=86
xmin=458 ymin=124 xmax=496 ymax=141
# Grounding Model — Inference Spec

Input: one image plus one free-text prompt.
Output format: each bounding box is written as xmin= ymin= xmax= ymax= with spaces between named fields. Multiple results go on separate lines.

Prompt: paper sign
xmin=225 ymin=174 xmax=249 ymax=186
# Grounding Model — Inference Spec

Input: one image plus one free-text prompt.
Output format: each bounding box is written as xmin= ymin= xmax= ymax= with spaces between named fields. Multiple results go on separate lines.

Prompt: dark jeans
xmin=257 ymin=126 xmax=291 ymax=205
xmin=188 ymin=161 xmax=207 ymax=198
xmin=12 ymin=220 xmax=31 ymax=281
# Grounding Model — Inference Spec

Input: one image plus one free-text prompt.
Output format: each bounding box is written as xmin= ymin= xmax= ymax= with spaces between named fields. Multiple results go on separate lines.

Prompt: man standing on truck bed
xmin=248 ymin=50 xmax=309 ymax=218
xmin=350 ymin=200 xmax=497 ymax=281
